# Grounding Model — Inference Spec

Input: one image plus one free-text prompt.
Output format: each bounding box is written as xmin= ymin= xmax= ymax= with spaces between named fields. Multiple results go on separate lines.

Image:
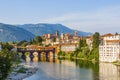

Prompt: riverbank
xmin=61 ymin=56 xmax=120 ymax=66
xmin=112 ymin=61 xmax=120 ymax=66
xmin=6 ymin=62 xmax=38 ymax=80
xmin=58 ymin=56 xmax=98 ymax=63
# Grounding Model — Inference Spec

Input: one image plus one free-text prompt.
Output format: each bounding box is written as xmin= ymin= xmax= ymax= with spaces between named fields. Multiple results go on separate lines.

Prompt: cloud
xmin=42 ymin=13 xmax=81 ymax=23
xmin=41 ymin=5 xmax=120 ymax=34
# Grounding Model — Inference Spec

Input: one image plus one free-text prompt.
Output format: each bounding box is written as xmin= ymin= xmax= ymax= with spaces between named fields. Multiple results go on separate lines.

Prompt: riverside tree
xmin=0 ymin=43 xmax=20 ymax=80
xmin=92 ymin=32 xmax=100 ymax=49
xmin=70 ymin=32 xmax=100 ymax=61
xmin=89 ymin=32 xmax=100 ymax=60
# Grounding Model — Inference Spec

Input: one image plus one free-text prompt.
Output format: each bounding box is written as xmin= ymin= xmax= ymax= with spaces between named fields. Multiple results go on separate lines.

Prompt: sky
xmin=0 ymin=0 xmax=120 ymax=34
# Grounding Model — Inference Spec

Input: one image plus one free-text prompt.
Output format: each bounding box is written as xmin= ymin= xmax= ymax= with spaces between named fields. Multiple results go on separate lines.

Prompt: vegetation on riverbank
xmin=0 ymin=42 xmax=20 ymax=80
xmin=58 ymin=32 xmax=100 ymax=61
xmin=112 ymin=61 xmax=120 ymax=66
xmin=17 ymin=36 xmax=43 ymax=47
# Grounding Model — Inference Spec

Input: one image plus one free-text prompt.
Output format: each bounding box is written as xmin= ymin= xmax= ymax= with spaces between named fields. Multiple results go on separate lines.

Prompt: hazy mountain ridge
xmin=0 ymin=23 xmax=91 ymax=42
xmin=17 ymin=23 xmax=92 ymax=36
xmin=0 ymin=23 xmax=35 ymax=42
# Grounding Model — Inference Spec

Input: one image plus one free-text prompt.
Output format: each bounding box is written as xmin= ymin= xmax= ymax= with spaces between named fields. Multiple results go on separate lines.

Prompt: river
xmin=23 ymin=56 xmax=120 ymax=80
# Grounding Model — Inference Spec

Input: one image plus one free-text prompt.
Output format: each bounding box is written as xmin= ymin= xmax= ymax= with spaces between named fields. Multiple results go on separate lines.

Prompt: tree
xmin=53 ymin=37 xmax=56 ymax=42
xmin=35 ymin=36 xmax=42 ymax=44
xmin=90 ymin=32 xmax=100 ymax=60
xmin=78 ymin=39 xmax=82 ymax=49
xmin=1 ymin=42 xmax=14 ymax=51
xmin=92 ymin=32 xmax=100 ymax=48
xmin=17 ymin=40 xmax=27 ymax=46
xmin=72 ymin=39 xmax=88 ymax=58
xmin=78 ymin=39 xmax=87 ymax=49
xmin=0 ymin=49 xmax=20 ymax=80
xmin=115 ymin=32 xmax=118 ymax=35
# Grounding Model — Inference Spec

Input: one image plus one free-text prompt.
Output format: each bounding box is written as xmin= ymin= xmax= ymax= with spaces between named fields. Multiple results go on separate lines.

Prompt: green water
xmin=23 ymin=57 xmax=120 ymax=80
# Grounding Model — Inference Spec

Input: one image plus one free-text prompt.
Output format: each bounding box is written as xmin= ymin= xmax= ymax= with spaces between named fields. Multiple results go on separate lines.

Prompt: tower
xmin=75 ymin=30 xmax=78 ymax=36
xmin=61 ymin=33 xmax=64 ymax=40
xmin=56 ymin=31 xmax=59 ymax=37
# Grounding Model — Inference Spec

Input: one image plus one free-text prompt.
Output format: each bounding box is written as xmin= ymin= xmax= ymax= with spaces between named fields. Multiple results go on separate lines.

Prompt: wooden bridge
xmin=17 ymin=45 xmax=57 ymax=60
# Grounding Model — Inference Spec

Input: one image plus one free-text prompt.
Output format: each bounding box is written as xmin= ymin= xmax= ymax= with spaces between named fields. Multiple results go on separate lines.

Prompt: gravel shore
xmin=6 ymin=62 xmax=38 ymax=80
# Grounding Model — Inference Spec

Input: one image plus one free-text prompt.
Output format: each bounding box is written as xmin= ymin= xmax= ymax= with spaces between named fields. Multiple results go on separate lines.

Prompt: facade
xmin=60 ymin=31 xmax=79 ymax=44
xmin=42 ymin=31 xmax=59 ymax=45
xmin=60 ymin=33 xmax=73 ymax=44
xmin=61 ymin=43 xmax=78 ymax=53
xmin=99 ymin=34 xmax=120 ymax=62
xmin=42 ymin=31 xmax=80 ymax=53
xmin=86 ymin=36 xmax=93 ymax=51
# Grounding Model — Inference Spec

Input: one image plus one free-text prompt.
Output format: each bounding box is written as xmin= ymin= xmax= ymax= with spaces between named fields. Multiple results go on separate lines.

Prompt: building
xmin=42 ymin=31 xmax=59 ymax=45
xmin=99 ymin=33 xmax=120 ymax=62
xmin=60 ymin=33 xmax=73 ymax=43
xmin=42 ymin=31 xmax=80 ymax=53
xmin=61 ymin=43 xmax=78 ymax=53
xmin=60 ymin=31 xmax=79 ymax=44
xmin=85 ymin=36 xmax=93 ymax=51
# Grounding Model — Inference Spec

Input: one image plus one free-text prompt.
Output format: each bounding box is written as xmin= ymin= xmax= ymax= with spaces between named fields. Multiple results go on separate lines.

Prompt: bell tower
xmin=56 ymin=31 xmax=59 ymax=37
xmin=75 ymin=30 xmax=78 ymax=36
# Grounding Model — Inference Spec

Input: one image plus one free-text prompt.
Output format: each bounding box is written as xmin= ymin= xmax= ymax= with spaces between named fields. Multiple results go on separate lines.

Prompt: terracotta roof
xmin=26 ymin=45 xmax=36 ymax=47
xmin=106 ymin=40 xmax=120 ymax=42
xmin=103 ymin=33 xmax=114 ymax=37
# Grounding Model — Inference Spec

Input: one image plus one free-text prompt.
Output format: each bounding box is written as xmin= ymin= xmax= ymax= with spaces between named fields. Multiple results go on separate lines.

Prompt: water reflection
xmin=99 ymin=63 xmax=120 ymax=80
xmin=25 ymin=54 xmax=56 ymax=63
xmin=71 ymin=59 xmax=99 ymax=80
xmin=23 ymin=56 xmax=120 ymax=80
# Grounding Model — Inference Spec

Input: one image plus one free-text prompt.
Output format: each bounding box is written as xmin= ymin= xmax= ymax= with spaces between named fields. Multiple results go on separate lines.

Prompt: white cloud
xmin=40 ymin=5 xmax=120 ymax=34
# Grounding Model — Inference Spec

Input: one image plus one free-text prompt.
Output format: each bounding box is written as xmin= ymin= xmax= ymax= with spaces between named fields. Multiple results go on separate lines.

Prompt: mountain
xmin=0 ymin=23 xmax=91 ymax=42
xmin=0 ymin=23 xmax=35 ymax=42
xmin=17 ymin=23 xmax=92 ymax=36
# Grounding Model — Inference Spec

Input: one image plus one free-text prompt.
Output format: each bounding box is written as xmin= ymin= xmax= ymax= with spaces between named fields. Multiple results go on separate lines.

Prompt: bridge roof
xmin=25 ymin=45 xmax=56 ymax=49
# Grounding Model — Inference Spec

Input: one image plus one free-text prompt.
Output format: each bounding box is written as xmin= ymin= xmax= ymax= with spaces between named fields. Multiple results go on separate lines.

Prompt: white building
xmin=86 ymin=36 xmax=93 ymax=51
xmin=99 ymin=34 xmax=120 ymax=62
xmin=61 ymin=43 xmax=78 ymax=53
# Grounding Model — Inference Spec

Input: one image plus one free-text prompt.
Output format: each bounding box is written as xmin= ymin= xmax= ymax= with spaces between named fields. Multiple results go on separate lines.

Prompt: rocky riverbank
xmin=6 ymin=62 xmax=38 ymax=80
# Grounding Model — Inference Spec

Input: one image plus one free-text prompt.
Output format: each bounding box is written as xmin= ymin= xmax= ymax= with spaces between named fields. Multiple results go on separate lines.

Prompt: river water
xmin=23 ymin=56 xmax=120 ymax=80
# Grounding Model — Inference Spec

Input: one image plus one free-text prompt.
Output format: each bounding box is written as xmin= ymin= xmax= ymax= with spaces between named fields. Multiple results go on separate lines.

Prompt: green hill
xmin=0 ymin=23 xmax=35 ymax=42
xmin=18 ymin=23 xmax=92 ymax=36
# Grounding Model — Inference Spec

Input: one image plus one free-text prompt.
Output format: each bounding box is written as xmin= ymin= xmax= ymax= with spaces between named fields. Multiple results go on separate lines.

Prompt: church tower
xmin=75 ymin=30 xmax=78 ymax=36
xmin=56 ymin=31 xmax=59 ymax=37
